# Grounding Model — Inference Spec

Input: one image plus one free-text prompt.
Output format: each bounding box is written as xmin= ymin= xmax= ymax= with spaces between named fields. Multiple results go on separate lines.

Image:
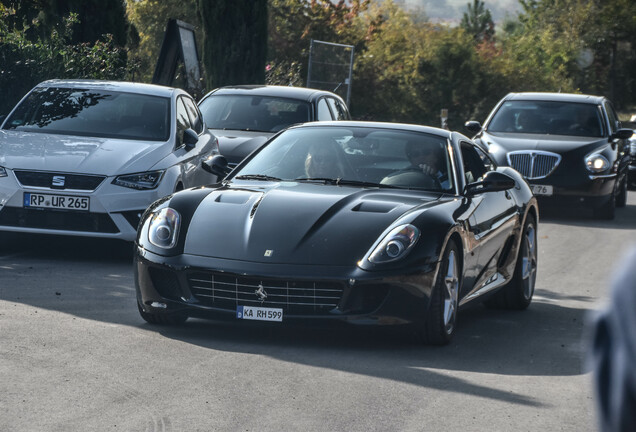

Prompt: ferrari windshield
xmin=487 ymin=100 xmax=604 ymax=137
xmin=200 ymin=94 xmax=311 ymax=133
xmin=2 ymin=87 xmax=170 ymax=141
xmin=234 ymin=126 xmax=454 ymax=192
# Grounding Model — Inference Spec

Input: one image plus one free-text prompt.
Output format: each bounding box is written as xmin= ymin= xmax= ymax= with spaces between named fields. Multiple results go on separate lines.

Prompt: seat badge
xmin=254 ymin=283 xmax=268 ymax=302
xmin=52 ymin=175 xmax=66 ymax=188
xmin=264 ymin=249 xmax=273 ymax=257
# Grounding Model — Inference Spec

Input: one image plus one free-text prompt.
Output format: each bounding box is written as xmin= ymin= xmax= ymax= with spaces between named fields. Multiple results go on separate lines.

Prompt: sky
xmin=399 ymin=0 xmax=522 ymax=24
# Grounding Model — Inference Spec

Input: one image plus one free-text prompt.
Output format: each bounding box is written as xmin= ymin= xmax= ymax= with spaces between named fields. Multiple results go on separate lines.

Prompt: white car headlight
xmin=367 ymin=224 xmax=420 ymax=264
xmin=113 ymin=171 xmax=164 ymax=190
xmin=148 ymin=207 xmax=181 ymax=248
xmin=0 ymin=166 xmax=7 ymax=177
xmin=585 ymin=153 xmax=610 ymax=173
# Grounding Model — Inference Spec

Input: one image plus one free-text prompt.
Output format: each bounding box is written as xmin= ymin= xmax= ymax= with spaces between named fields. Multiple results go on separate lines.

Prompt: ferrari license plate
xmin=24 ymin=192 xmax=90 ymax=211
xmin=530 ymin=185 xmax=553 ymax=196
xmin=237 ymin=305 xmax=283 ymax=322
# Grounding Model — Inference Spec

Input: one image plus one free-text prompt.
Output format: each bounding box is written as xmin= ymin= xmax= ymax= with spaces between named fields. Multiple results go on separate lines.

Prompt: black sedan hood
xmin=183 ymin=182 xmax=442 ymax=266
xmin=480 ymin=131 xmax=609 ymax=162
xmin=209 ymin=129 xmax=272 ymax=165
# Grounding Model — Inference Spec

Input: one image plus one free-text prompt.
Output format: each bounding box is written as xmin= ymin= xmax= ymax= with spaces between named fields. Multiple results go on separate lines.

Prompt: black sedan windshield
xmin=487 ymin=100 xmax=604 ymax=137
xmin=234 ymin=126 xmax=454 ymax=192
xmin=3 ymin=87 xmax=170 ymax=141
xmin=199 ymin=94 xmax=311 ymax=133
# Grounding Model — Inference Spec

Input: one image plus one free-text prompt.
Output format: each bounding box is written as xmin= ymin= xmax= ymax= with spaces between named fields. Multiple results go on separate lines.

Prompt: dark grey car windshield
xmin=487 ymin=100 xmax=604 ymax=138
xmin=199 ymin=94 xmax=311 ymax=133
xmin=2 ymin=87 xmax=171 ymax=141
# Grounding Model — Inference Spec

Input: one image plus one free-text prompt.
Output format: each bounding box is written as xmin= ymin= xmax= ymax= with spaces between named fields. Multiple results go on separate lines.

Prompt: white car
xmin=0 ymin=79 xmax=219 ymax=241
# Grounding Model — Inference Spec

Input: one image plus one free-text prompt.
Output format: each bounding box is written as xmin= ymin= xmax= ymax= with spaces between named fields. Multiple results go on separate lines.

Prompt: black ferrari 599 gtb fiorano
xmin=134 ymin=121 xmax=539 ymax=345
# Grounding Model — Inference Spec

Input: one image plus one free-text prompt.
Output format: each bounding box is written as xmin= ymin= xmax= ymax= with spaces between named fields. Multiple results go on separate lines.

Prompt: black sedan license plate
xmin=24 ymin=192 xmax=90 ymax=211
xmin=237 ymin=306 xmax=283 ymax=322
xmin=530 ymin=185 xmax=553 ymax=196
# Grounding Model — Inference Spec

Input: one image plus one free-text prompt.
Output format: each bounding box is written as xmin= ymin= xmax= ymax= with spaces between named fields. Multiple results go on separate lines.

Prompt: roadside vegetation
xmin=1 ymin=0 xmax=635 ymax=127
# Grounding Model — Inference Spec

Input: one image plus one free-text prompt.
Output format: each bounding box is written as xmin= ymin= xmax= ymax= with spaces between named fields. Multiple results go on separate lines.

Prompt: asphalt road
xmin=2 ymin=194 xmax=636 ymax=432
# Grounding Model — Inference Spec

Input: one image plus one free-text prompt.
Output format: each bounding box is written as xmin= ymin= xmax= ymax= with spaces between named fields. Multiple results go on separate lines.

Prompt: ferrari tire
xmin=137 ymin=302 xmax=188 ymax=325
xmin=485 ymin=214 xmax=537 ymax=310
xmin=418 ymin=241 xmax=461 ymax=345
xmin=616 ymin=176 xmax=627 ymax=208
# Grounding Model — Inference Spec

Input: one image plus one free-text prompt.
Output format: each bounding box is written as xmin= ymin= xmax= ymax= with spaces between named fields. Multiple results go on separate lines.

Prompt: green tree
xmin=197 ymin=0 xmax=268 ymax=89
xmin=126 ymin=0 xmax=200 ymax=83
xmin=460 ymin=0 xmax=494 ymax=43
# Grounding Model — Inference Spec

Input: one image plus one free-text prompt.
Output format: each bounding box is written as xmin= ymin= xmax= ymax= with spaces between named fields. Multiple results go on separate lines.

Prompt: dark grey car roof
xmin=503 ymin=92 xmax=606 ymax=104
xmin=200 ymin=85 xmax=346 ymax=103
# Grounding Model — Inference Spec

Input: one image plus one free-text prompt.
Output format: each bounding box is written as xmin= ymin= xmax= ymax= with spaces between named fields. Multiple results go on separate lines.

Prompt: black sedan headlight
xmin=113 ymin=171 xmax=164 ymax=190
xmin=365 ymin=224 xmax=420 ymax=264
xmin=585 ymin=152 xmax=610 ymax=173
xmin=148 ymin=207 xmax=181 ymax=248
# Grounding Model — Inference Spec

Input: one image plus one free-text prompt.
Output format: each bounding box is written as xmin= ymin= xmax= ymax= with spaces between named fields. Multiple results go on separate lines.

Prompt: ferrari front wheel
xmin=418 ymin=241 xmax=461 ymax=345
xmin=485 ymin=214 xmax=537 ymax=310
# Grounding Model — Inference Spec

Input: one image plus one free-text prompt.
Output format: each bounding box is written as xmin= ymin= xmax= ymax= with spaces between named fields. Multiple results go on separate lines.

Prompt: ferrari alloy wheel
xmin=137 ymin=302 xmax=188 ymax=325
xmin=419 ymin=241 xmax=461 ymax=345
xmin=485 ymin=214 xmax=537 ymax=310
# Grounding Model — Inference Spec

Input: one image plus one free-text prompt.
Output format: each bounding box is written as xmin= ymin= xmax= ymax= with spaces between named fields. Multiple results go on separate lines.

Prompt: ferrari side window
xmin=460 ymin=142 xmax=489 ymax=184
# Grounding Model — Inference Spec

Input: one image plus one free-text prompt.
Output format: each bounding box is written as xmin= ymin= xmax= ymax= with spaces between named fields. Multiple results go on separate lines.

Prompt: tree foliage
xmin=198 ymin=0 xmax=268 ymax=89
xmin=460 ymin=0 xmax=494 ymax=42
xmin=0 ymin=8 xmax=128 ymax=114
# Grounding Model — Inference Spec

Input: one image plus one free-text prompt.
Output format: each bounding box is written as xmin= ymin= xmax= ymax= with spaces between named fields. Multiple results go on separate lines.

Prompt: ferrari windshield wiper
xmin=295 ymin=177 xmax=402 ymax=188
xmin=235 ymin=174 xmax=282 ymax=181
xmin=294 ymin=177 xmax=341 ymax=184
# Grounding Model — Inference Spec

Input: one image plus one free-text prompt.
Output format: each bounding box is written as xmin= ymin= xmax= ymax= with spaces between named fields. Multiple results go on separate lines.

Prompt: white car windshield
xmin=2 ymin=87 xmax=171 ymax=141
xmin=234 ymin=126 xmax=454 ymax=192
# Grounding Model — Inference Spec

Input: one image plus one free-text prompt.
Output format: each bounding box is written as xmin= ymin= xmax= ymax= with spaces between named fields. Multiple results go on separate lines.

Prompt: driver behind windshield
xmin=304 ymin=141 xmax=347 ymax=179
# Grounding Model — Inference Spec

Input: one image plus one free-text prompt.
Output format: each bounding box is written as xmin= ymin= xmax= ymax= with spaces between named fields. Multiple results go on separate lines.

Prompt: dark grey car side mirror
xmin=465 ymin=171 xmax=516 ymax=196
xmin=202 ymin=154 xmax=231 ymax=179
xmin=464 ymin=121 xmax=482 ymax=134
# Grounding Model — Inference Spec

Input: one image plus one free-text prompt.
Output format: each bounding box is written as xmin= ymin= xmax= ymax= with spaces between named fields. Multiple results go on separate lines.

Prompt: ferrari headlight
xmin=148 ymin=207 xmax=180 ymax=248
xmin=367 ymin=224 xmax=420 ymax=263
xmin=0 ymin=166 xmax=7 ymax=177
xmin=113 ymin=171 xmax=164 ymax=190
xmin=585 ymin=153 xmax=609 ymax=173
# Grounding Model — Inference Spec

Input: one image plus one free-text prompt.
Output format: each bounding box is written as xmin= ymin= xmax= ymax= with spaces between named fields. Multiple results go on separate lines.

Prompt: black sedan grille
xmin=507 ymin=151 xmax=561 ymax=180
xmin=0 ymin=207 xmax=118 ymax=233
xmin=188 ymin=272 xmax=344 ymax=315
xmin=14 ymin=170 xmax=106 ymax=191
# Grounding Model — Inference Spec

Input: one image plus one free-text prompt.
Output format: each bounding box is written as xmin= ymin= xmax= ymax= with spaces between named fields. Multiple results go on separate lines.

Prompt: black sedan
xmin=466 ymin=92 xmax=633 ymax=219
xmin=198 ymin=85 xmax=351 ymax=168
xmin=134 ymin=121 xmax=539 ymax=345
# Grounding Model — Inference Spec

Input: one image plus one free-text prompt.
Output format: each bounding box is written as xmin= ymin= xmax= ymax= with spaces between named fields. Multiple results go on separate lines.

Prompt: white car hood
xmin=0 ymin=130 xmax=171 ymax=175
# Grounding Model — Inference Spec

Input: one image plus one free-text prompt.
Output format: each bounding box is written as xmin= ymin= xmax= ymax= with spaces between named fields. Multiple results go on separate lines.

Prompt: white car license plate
xmin=237 ymin=305 xmax=283 ymax=322
xmin=530 ymin=185 xmax=553 ymax=196
xmin=24 ymin=192 xmax=90 ymax=211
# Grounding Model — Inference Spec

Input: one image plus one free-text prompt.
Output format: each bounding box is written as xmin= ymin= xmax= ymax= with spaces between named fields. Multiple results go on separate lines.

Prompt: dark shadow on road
xmin=539 ymin=200 xmax=636 ymax=230
xmin=0 ymin=232 xmax=596 ymax=410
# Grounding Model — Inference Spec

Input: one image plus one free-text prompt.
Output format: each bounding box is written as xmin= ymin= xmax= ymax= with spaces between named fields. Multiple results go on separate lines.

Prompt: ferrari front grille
xmin=188 ymin=272 xmax=344 ymax=315
xmin=507 ymin=151 xmax=561 ymax=180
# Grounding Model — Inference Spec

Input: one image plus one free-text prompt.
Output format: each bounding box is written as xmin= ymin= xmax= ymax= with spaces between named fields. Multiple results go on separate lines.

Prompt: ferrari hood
xmin=183 ymin=182 xmax=441 ymax=265
xmin=209 ymin=129 xmax=271 ymax=165
xmin=0 ymin=130 xmax=171 ymax=175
